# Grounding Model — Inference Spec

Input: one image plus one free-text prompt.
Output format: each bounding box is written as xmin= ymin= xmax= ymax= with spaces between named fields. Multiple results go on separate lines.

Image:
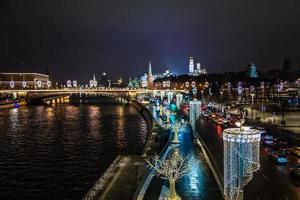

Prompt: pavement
xmin=97 ymin=156 xmax=144 ymax=200
xmin=228 ymin=106 xmax=300 ymax=134
xmin=197 ymin=118 xmax=300 ymax=200
xmin=143 ymin=105 xmax=222 ymax=200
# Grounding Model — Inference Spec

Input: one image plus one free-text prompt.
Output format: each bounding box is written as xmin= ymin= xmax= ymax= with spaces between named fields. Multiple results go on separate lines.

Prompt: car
xmin=217 ymin=118 xmax=224 ymax=125
xmin=253 ymin=126 xmax=267 ymax=134
xmin=268 ymin=152 xmax=288 ymax=164
xmin=291 ymin=147 xmax=300 ymax=157
xmin=273 ymin=140 xmax=289 ymax=152
xmin=262 ymin=138 xmax=274 ymax=145
xmin=290 ymin=167 xmax=300 ymax=182
xmin=262 ymin=134 xmax=273 ymax=140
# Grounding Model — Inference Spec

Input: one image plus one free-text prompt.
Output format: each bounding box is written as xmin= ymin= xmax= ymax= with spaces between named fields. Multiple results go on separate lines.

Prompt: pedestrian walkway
xmin=97 ymin=156 xmax=144 ymax=200
xmin=143 ymin=106 xmax=222 ymax=200
xmin=228 ymin=107 xmax=300 ymax=134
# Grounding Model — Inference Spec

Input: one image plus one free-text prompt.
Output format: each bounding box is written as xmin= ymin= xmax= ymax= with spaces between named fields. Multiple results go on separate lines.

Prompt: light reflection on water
xmin=0 ymin=104 xmax=147 ymax=200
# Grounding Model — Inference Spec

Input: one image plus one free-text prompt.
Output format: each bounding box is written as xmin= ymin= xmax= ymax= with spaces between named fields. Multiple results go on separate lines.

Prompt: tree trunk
xmin=169 ymin=179 xmax=177 ymax=200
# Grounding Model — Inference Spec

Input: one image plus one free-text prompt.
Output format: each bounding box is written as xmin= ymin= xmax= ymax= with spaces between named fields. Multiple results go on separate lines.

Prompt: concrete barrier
xmin=82 ymin=156 xmax=128 ymax=200
xmin=195 ymin=131 xmax=225 ymax=198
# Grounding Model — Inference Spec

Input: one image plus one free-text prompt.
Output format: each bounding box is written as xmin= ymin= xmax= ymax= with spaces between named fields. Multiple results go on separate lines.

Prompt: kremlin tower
xmin=147 ymin=61 xmax=154 ymax=90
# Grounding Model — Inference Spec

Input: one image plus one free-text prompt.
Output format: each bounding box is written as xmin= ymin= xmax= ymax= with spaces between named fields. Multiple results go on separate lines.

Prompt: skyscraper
xmin=189 ymin=56 xmax=194 ymax=74
xmin=248 ymin=62 xmax=258 ymax=78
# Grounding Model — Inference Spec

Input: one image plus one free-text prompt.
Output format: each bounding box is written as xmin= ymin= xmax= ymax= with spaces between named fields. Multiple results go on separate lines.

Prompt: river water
xmin=0 ymin=103 xmax=147 ymax=200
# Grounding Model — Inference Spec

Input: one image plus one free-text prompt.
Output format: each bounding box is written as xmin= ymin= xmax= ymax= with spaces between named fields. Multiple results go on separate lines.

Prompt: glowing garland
xmin=189 ymin=100 xmax=201 ymax=132
xmin=222 ymin=128 xmax=261 ymax=200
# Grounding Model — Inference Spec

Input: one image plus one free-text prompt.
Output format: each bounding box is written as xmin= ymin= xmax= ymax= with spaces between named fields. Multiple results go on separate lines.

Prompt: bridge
xmin=0 ymin=88 xmax=186 ymax=104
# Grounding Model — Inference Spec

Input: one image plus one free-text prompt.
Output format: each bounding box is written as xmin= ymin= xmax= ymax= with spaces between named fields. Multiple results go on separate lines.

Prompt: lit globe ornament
xmin=162 ymin=81 xmax=167 ymax=88
xmin=73 ymin=80 xmax=77 ymax=88
xmin=22 ymin=81 xmax=27 ymax=88
xmin=260 ymin=81 xmax=265 ymax=89
xmin=47 ymin=81 xmax=51 ymax=88
xmin=223 ymin=127 xmax=261 ymax=200
xmin=10 ymin=80 xmax=15 ymax=88
xmin=166 ymin=80 xmax=171 ymax=88
xmin=37 ymin=80 xmax=42 ymax=88
xmin=67 ymin=80 xmax=72 ymax=87
xmin=227 ymin=82 xmax=232 ymax=89
xmin=191 ymin=81 xmax=196 ymax=88
xmin=237 ymin=86 xmax=243 ymax=95
xmin=185 ymin=81 xmax=189 ymax=88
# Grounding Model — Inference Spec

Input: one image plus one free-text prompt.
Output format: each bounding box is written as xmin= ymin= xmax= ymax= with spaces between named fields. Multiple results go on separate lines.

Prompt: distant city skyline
xmin=0 ymin=0 xmax=299 ymax=81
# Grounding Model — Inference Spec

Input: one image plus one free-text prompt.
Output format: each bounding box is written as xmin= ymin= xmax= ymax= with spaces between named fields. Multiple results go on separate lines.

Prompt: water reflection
xmin=0 ymin=104 xmax=147 ymax=200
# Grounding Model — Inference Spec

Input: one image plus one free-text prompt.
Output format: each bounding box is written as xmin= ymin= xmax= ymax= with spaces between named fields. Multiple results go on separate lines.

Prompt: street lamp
xmin=250 ymin=93 xmax=255 ymax=120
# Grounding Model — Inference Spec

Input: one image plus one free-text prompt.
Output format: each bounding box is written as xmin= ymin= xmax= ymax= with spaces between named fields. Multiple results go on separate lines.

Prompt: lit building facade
xmin=248 ymin=62 xmax=258 ymax=78
xmin=0 ymin=72 xmax=50 ymax=89
xmin=188 ymin=56 xmax=208 ymax=76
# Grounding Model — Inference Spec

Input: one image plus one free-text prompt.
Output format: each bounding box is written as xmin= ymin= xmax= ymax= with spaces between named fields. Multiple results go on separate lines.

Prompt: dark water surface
xmin=0 ymin=104 xmax=147 ymax=200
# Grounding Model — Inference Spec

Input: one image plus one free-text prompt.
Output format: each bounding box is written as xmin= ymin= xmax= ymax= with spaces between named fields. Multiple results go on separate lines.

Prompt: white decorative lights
xmin=175 ymin=93 xmax=183 ymax=110
xmin=189 ymin=100 xmax=201 ymax=131
xmin=222 ymin=127 xmax=261 ymax=200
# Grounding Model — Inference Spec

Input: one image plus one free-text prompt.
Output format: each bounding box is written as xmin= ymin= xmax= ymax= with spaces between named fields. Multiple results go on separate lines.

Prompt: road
xmin=196 ymin=118 xmax=300 ymax=200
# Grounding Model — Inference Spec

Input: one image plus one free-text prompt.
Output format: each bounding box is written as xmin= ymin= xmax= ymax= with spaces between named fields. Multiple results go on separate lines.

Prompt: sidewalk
xmin=228 ymin=107 xmax=300 ymax=134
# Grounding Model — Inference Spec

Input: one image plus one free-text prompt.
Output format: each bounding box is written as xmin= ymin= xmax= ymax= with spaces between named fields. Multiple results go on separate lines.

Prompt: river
xmin=0 ymin=103 xmax=147 ymax=200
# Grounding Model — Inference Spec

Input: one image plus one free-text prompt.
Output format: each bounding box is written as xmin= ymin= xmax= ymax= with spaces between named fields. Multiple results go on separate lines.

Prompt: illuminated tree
xmin=146 ymin=151 xmax=190 ymax=200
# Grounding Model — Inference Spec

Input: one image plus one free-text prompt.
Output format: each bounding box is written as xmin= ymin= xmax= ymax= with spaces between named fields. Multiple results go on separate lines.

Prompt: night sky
xmin=0 ymin=0 xmax=299 ymax=82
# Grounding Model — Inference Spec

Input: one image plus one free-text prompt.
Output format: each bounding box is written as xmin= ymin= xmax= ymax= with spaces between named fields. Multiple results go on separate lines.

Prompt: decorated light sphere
xmin=22 ymin=81 xmax=27 ymax=88
xmin=166 ymin=80 xmax=171 ymax=87
xmin=227 ymin=82 xmax=232 ymax=89
xmin=250 ymin=85 xmax=255 ymax=92
xmin=67 ymin=80 xmax=72 ymax=87
xmin=237 ymin=86 xmax=243 ymax=95
xmin=10 ymin=80 xmax=15 ymax=88
xmin=37 ymin=80 xmax=42 ymax=88
xmin=260 ymin=81 xmax=265 ymax=89
xmin=191 ymin=81 xmax=196 ymax=88
xmin=73 ymin=80 xmax=77 ymax=87
xmin=204 ymin=81 xmax=209 ymax=88
xmin=47 ymin=81 xmax=51 ymax=88
xmin=185 ymin=81 xmax=189 ymax=88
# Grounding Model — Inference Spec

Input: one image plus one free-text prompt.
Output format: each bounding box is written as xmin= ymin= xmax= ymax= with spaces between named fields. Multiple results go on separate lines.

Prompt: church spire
xmin=148 ymin=61 xmax=152 ymax=76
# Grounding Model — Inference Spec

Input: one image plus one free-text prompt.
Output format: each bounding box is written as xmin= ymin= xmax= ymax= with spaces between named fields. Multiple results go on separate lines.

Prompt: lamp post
xmin=250 ymin=93 xmax=255 ymax=120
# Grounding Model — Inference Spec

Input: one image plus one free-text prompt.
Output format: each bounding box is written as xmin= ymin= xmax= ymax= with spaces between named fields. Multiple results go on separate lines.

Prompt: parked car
xmin=262 ymin=138 xmax=274 ymax=145
xmin=290 ymin=167 xmax=300 ymax=182
xmin=268 ymin=152 xmax=288 ymax=164
xmin=254 ymin=126 xmax=267 ymax=134
xmin=273 ymin=141 xmax=289 ymax=152
xmin=291 ymin=147 xmax=300 ymax=157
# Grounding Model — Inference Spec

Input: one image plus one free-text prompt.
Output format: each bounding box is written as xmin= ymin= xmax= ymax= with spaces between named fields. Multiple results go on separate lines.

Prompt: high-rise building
xmin=189 ymin=56 xmax=208 ymax=76
xmin=189 ymin=56 xmax=194 ymax=74
xmin=248 ymin=62 xmax=258 ymax=78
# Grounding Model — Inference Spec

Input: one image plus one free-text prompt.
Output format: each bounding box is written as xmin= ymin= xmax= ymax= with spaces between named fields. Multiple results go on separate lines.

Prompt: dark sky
xmin=0 ymin=0 xmax=299 ymax=82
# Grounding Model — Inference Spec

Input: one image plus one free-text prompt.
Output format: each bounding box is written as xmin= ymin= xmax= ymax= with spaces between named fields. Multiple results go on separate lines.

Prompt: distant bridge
xmin=0 ymin=88 xmax=186 ymax=103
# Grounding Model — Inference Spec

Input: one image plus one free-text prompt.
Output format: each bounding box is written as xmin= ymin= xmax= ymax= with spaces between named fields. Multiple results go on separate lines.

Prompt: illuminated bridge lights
xmin=222 ymin=127 xmax=261 ymax=200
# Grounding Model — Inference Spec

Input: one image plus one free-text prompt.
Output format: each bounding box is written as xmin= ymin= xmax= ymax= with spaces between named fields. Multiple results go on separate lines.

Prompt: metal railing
xmin=82 ymin=155 xmax=128 ymax=200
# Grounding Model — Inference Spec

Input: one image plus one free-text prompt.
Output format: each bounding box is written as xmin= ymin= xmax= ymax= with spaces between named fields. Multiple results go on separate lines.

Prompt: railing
xmin=132 ymin=115 xmax=173 ymax=200
xmin=82 ymin=155 xmax=128 ymax=200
